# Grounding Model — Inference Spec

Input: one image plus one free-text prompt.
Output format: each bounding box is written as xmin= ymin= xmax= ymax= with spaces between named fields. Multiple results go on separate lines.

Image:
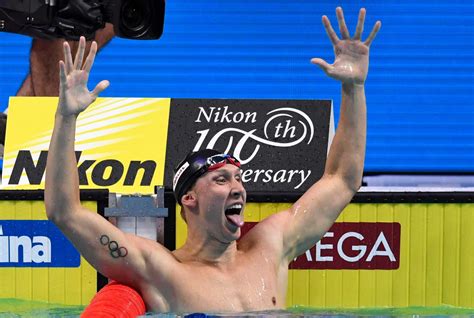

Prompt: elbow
xmin=44 ymin=195 xmax=77 ymax=225
xmin=325 ymin=158 xmax=364 ymax=195
xmin=44 ymin=182 xmax=80 ymax=223
xmin=344 ymin=174 xmax=363 ymax=195
xmin=326 ymin=172 xmax=362 ymax=196
xmin=349 ymin=180 xmax=362 ymax=195
xmin=44 ymin=189 xmax=58 ymax=222
xmin=45 ymin=203 xmax=57 ymax=222
xmin=45 ymin=200 xmax=61 ymax=224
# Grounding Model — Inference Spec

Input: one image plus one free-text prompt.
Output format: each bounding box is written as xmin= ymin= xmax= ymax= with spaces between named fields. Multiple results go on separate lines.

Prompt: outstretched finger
xmin=91 ymin=80 xmax=110 ymax=98
xmin=336 ymin=7 xmax=350 ymax=39
xmin=322 ymin=15 xmax=339 ymax=45
xmin=73 ymin=36 xmax=86 ymax=70
xmin=353 ymin=8 xmax=366 ymax=40
xmin=63 ymin=42 xmax=74 ymax=74
xmin=83 ymin=41 xmax=98 ymax=74
xmin=311 ymin=58 xmax=332 ymax=75
xmin=59 ymin=61 xmax=67 ymax=86
xmin=364 ymin=21 xmax=381 ymax=46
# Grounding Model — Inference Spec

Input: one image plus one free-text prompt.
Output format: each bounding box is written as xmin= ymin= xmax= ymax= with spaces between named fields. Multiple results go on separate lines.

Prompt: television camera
xmin=0 ymin=0 xmax=165 ymax=40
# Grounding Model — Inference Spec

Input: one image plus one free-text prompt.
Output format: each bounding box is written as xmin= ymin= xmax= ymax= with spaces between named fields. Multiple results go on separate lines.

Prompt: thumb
xmin=91 ymin=80 xmax=110 ymax=98
xmin=311 ymin=58 xmax=332 ymax=74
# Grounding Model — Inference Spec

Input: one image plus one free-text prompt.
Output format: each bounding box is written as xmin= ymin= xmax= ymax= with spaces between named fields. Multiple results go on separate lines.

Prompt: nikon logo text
xmin=8 ymin=150 xmax=157 ymax=186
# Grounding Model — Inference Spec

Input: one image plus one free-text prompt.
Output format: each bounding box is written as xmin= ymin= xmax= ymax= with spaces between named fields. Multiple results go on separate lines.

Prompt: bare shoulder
xmin=239 ymin=210 xmax=291 ymax=254
xmin=123 ymin=235 xmax=183 ymax=311
xmin=128 ymin=232 xmax=178 ymax=266
xmin=122 ymin=232 xmax=180 ymax=283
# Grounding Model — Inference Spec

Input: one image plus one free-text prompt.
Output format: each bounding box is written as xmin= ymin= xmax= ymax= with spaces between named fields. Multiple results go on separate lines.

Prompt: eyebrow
xmin=212 ymin=169 xmax=241 ymax=178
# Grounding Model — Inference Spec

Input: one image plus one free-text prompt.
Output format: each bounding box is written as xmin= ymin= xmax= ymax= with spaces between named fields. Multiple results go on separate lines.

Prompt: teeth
xmin=227 ymin=204 xmax=242 ymax=210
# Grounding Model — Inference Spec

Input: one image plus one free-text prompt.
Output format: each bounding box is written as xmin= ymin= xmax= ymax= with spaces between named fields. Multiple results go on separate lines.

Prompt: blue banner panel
xmin=0 ymin=220 xmax=80 ymax=267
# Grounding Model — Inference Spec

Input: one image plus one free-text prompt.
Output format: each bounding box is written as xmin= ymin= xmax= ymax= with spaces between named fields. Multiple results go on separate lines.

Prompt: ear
xmin=181 ymin=191 xmax=197 ymax=208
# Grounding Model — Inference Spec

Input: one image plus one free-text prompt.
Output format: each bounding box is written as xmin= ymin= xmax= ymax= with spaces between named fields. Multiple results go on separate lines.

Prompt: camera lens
xmin=120 ymin=0 xmax=150 ymax=38
xmin=114 ymin=0 xmax=164 ymax=39
xmin=122 ymin=3 xmax=142 ymax=29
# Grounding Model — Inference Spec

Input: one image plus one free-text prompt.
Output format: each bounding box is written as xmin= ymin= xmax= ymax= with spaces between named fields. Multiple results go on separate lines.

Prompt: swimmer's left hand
xmin=311 ymin=7 xmax=381 ymax=85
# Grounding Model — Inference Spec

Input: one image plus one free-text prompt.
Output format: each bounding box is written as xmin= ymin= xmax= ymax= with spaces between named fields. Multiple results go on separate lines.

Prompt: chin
xmin=223 ymin=226 xmax=241 ymax=243
xmin=231 ymin=228 xmax=242 ymax=242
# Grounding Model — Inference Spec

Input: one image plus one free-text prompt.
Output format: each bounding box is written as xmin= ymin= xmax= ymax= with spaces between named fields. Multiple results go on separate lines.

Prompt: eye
xmin=216 ymin=177 xmax=226 ymax=184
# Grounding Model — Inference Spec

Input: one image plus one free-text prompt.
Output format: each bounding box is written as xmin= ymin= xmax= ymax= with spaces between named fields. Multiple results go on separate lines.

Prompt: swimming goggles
xmin=206 ymin=154 xmax=241 ymax=171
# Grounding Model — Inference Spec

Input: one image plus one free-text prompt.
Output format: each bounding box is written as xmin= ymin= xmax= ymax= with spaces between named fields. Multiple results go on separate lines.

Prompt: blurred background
xmin=0 ymin=0 xmax=473 ymax=182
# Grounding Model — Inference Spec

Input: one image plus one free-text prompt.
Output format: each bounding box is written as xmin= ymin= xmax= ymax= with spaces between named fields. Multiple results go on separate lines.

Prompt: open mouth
xmin=225 ymin=204 xmax=242 ymax=216
xmin=225 ymin=204 xmax=244 ymax=228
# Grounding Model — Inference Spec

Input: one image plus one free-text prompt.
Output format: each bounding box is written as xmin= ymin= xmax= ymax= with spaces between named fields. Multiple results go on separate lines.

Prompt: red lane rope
xmin=82 ymin=281 xmax=146 ymax=317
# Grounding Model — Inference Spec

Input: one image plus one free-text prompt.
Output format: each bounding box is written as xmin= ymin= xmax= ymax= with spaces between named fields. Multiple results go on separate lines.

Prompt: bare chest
xmin=175 ymin=267 xmax=282 ymax=312
xmin=155 ymin=256 xmax=287 ymax=313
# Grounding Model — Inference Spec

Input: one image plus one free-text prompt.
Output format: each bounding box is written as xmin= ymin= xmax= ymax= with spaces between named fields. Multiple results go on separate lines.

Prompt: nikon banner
xmin=1 ymin=97 xmax=332 ymax=195
xmin=1 ymin=97 xmax=170 ymax=194
xmin=164 ymin=99 xmax=333 ymax=194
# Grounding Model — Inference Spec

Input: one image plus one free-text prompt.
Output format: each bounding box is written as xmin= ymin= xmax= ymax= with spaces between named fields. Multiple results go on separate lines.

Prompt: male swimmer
xmin=45 ymin=7 xmax=380 ymax=313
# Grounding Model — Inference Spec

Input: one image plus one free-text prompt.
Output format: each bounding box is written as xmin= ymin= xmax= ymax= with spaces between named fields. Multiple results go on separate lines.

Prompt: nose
xmin=231 ymin=180 xmax=245 ymax=198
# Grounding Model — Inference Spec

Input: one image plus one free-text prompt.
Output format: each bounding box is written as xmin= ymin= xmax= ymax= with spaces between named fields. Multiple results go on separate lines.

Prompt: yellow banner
xmin=1 ymin=97 xmax=170 ymax=194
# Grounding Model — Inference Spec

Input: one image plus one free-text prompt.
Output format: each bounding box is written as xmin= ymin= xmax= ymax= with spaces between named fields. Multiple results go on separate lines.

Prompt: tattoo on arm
xmin=99 ymin=234 xmax=128 ymax=258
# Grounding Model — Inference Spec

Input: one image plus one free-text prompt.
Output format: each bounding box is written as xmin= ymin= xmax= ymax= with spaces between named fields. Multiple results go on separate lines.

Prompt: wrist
xmin=55 ymin=111 xmax=78 ymax=123
xmin=342 ymin=82 xmax=365 ymax=93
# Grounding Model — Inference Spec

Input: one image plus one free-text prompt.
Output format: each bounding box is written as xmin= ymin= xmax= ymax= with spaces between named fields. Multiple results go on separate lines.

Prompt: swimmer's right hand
xmin=57 ymin=36 xmax=109 ymax=117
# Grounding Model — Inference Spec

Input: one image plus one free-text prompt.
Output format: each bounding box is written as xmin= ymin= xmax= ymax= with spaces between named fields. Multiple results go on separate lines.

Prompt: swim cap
xmin=173 ymin=149 xmax=241 ymax=204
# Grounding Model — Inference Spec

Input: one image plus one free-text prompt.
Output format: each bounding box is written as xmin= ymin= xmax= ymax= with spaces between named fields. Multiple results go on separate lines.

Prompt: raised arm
xmin=258 ymin=7 xmax=381 ymax=263
xmin=44 ymin=37 xmax=170 ymax=288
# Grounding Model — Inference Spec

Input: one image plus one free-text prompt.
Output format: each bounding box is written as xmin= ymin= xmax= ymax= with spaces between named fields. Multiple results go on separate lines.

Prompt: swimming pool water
xmin=0 ymin=299 xmax=83 ymax=317
xmin=1 ymin=299 xmax=473 ymax=317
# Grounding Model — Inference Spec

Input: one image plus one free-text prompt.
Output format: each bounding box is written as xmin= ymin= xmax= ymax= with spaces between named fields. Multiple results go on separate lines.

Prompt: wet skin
xmin=138 ymin=164 xmax=289 ymax=312
xmin=150 ymin=164 xmax=288 ymax=312
xmin=45 ymin=6 xmax=380 ymax=314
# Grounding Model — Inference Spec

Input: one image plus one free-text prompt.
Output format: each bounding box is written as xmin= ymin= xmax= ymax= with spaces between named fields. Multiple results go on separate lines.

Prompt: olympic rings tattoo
xmin=99 ymin=235 xmax=128 ymax=258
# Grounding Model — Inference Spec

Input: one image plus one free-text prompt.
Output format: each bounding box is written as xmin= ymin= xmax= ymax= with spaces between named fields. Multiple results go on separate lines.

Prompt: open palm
xmin=58 ymin=37 xmax=109 ymax=116
xmin=312 ymin=7 xmax=381 ymax=85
